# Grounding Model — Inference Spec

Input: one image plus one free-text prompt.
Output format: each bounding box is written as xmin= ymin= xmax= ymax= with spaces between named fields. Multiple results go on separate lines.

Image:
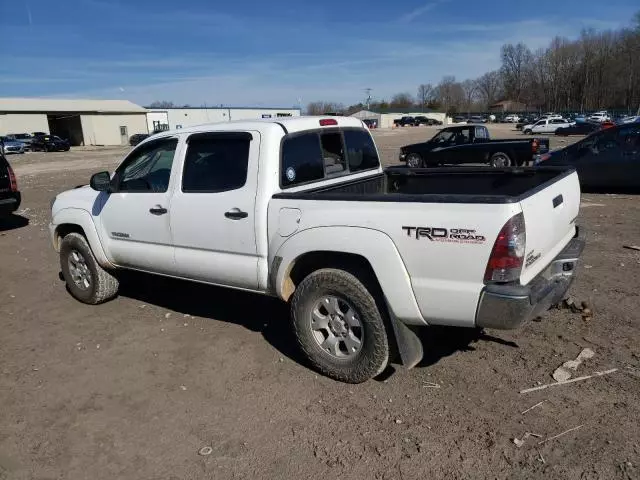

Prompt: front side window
xmin=343 ymin=130 xmax=379 ymax=172
xmin=182 ymin=133 xmax=250 ymax=192
xmin=117 ymin=138 xmax=178 ymax=192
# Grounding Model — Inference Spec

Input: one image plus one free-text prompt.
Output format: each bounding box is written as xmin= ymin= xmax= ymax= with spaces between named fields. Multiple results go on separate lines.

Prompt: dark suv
xmin=0 ymin=147 xmax=21 ymax=218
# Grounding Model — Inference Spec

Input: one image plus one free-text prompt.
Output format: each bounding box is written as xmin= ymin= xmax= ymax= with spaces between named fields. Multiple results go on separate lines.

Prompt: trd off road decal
xmin=402 ymin=226 xmax=486 ymax=244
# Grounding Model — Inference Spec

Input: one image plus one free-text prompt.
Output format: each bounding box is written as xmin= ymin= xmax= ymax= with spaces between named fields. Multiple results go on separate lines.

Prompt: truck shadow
xmin=116 ymin=271 xmax=519 ymax=375
xmin=117 ymin=272 xmax=298 ymax=360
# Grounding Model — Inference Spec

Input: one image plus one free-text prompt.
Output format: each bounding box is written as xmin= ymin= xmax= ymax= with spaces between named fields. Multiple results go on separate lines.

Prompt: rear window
xmin=281 ymin=129 xmax=379 ymax=187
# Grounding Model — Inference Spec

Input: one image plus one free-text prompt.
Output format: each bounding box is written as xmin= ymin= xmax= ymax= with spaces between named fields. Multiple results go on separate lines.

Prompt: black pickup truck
xmin=393 ymin=116 xmax=416 ymax=127
xmin=399 ymin=124 xmax=549 ymax=168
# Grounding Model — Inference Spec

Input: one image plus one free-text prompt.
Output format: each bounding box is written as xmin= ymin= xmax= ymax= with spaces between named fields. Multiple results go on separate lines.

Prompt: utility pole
xmin=365 ymin=88 xmax=372 ymax=110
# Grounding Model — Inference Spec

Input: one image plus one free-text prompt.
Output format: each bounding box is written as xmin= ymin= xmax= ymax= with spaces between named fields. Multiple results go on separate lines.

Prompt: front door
xmin=96 ymin=136 xmax=179 ymax=273
xmin=170 ymin=131 xmax=260 ymax=290
xmin=120 ymin=126 xmax=128 ymax=145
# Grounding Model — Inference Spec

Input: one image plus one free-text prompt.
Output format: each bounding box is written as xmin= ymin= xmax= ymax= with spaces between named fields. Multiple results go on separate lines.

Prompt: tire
xmin=406 ymin=153 xmax=423 ymax=168
xmin=290 ymin=268 xmax=390 ymax=383
xmin=60 ymin=232 xmax=119 ymax=304
xmin=524 ymin=129 xmax=532 ymax=135
xmin=489 ymin=152 xmax=512 ymax=168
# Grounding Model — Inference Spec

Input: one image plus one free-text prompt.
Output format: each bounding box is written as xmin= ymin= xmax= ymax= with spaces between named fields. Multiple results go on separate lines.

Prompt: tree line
xmin=308 ymin=12 xmax=640 ymax=115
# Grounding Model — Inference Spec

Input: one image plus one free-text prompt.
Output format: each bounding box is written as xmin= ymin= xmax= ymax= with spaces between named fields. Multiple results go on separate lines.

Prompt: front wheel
xmin=290 ymin=268 xmax=390 ymax=383
xmin=406 ymin=153 xmax=423 ymax=168
xmin=489 ymin=152 xmax=512 ymax=168
xmin=60 ymin=232 xmax=119 ymax=304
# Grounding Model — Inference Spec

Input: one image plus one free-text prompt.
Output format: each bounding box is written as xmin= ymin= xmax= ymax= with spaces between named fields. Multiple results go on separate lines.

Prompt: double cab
xmin=50 ymin=117 xmax=584 ymax=383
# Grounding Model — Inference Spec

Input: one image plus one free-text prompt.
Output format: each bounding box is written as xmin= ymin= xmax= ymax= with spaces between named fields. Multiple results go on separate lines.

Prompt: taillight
xmin=484 ymin=212 xmax=526 ymax=283
xmin=319 ymin=118 xmax=338 ymax=126
xmin=7 ymin=164 xmax=17 ymax=192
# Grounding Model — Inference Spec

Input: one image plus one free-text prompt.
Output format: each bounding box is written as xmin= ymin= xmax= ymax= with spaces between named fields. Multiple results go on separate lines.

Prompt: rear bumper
xmin=0 ymin=192 xmax=21 ymax=217
xmin=475 ymin=236 xmax=585 ymax=329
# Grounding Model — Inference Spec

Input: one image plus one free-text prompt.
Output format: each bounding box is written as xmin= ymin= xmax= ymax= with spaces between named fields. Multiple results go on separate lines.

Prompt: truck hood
xmin=52 ymin=185 xmax=101 ymax=216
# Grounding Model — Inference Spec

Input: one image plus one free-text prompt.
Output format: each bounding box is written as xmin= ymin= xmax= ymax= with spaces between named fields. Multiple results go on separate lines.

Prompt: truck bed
xmin=273 ymin=166 xmax=574 ymax=204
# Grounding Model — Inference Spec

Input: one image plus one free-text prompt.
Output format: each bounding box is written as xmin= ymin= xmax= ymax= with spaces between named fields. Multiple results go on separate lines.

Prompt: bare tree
xmin=306 ymin=101 xmax=345 ymax=115
xmin=148 ymin=101 xmax=177 ymax=108
xmin=390 ymin=92 xmax=415 ymax=109
xmin=434 ymin=76 xmax=464 ymax=113
xmin=501 ymin=43 xmax=533 ymax=103
xmin=417 ymin=84 xmax=434 ymax=110
xmin=475 ymin=71 xmax=502 ymax=108
xmin=461 ymin=79 xmax=478 ymax=113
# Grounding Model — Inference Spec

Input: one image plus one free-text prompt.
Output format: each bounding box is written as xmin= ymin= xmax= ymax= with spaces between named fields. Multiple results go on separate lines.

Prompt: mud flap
xmin=387 ymin=303 xmax=424 ymax=369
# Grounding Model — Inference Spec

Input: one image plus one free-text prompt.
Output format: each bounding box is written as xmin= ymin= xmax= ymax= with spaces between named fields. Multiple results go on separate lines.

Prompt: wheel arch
xmin=272 ymin=226 xmax=425 ymax=326
xmin=52 ymin=208 xmax=113 ymax=268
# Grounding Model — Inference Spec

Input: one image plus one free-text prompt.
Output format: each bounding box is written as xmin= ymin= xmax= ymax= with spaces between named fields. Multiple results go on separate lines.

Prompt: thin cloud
xmin=398 ymin=0 xmax=448 ymax=23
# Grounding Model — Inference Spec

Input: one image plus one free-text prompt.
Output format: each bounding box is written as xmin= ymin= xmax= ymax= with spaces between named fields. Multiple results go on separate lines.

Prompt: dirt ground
xmin=1 ymin=124 xmax=639 ymax=480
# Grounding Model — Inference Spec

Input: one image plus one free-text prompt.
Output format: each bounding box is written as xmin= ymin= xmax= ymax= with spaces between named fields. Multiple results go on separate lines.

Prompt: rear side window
xmin=182 ymin=133 xmax=251 ymax=192
xmin=320 ymin=132 xmax=346 ymax=176
xmin=474 ymin=127 xmax=488 ymax=139
xmin=281 ymin=133 xmax=325 ymax=186
xmin=343 ymin=130 xmax=380 ymax=171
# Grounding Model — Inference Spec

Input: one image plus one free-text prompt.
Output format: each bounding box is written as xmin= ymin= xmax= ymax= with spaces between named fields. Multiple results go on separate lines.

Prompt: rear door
xmin=169 ymin=131 xmax=260 ymax=290
xmin=518 ymin=170 xmax=581 ymax=285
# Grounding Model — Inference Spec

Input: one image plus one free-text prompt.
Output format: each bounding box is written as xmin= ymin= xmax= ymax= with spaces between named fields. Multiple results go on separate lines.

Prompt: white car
xmin=49 ymin=116 xmax=584 ymax=383
xmin=504 ymin=114 xmax=521 ymax=123
xmin=587 ymin=111 xmax=610 ymax=123
xmin=523 ymin=118 xmax=574 ymax=134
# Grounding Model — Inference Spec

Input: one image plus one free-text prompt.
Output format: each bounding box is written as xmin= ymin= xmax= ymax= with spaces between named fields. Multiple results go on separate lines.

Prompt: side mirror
xmin=90 ymin=171 xmax=112 ymax=192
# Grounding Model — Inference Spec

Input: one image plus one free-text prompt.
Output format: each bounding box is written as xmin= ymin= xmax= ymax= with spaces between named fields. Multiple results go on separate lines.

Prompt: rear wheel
xmin=524 ymin=129 xmax=532 ymax=135
xmin=489 ymin=152 xmax=512 ymax=168
xmin=406 ymin=153 xmax=423 ymax=168
xmin=291 ymin=268 xmax=389 ymax=383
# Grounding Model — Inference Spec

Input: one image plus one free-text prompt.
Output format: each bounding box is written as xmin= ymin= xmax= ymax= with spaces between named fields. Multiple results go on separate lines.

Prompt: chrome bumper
xmin=475 ymin=236 xmax=585 ymax=330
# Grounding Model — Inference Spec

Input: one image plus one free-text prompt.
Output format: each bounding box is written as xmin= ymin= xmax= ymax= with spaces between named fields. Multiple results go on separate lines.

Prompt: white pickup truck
xmin=50 ymin=116 xmax=585 ymax=383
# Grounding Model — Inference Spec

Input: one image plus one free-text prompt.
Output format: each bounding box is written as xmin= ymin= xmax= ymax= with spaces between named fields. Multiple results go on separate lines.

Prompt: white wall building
xmin=0 ymin=98 xmax=148 ymax=146
xmin=146 ymin=107 xmax=301 ymax=133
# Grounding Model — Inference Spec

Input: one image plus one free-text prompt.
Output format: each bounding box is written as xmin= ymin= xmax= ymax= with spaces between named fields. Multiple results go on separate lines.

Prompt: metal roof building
xmin=0 ymin=98 xmax=148 ymax=146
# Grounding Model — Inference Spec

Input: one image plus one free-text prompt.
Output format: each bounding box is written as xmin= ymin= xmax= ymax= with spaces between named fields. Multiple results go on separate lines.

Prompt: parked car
xmin=413 ymin=116 xmax=433 ymax=126
xmin=503 ymin=114 xmax=521 ymax=123
xmin=129 ymin=133 xmax=150 ymax=146
xmin=0 ymin=136 xmax=26 ymax=154
xmin=399 ymin=124 xmax=549 ymax=168
xmin=587 ymin=111 xmax=611 ymax=123
xmin=362 ymin=119 xmax=378 ymax=129
xmin=536 ymin=123 xmax=640 ymax=191
xmin=49 ymin=116 xmax=583 ymax=383
xmin=452 ymin=115 xmax=467 ymax=124
xmin=0 ymin=149 xmax=21 ymax=218
xmin=523 ymin=118 xmax=574 ymax=135
xmin=516 ymin=116 xmax=538 ymax=130
xmin=619 ymin=115 xmax=640 ymax=124
xmin=30 ymin=135 xmax=70 ymax=152
xmin=32 ymin=132 xmax=48 ymax=137
xmin=393 ymin=116 xmax=416 ymax=127
xmin=554 ymin=122 xmax=601 ymax=136
xmin=466 ymin=115 xmax=486 ymax=124
xmin=7 ymin=133 xmax=33 ymax=150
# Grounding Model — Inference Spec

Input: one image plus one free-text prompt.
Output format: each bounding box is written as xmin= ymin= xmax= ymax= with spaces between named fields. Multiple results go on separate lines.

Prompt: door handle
xmin=149 ymin=205 xmax=168 ymax=215
xmin=225 ymin=208 xmax=248 ymax=220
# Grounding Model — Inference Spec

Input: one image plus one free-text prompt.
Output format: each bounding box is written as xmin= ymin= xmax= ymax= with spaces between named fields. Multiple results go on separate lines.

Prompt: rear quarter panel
xmin=269 ymin=197 xmax=520 ymax=327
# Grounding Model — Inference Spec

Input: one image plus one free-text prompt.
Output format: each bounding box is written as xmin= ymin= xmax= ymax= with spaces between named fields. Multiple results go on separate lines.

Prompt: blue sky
xmin=0 ymin=0 xmax=637 ymax=107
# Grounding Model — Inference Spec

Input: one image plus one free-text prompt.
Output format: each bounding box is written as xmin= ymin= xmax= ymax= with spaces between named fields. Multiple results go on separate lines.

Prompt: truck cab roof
xmin=146 ymin=116 xmax=366 ymax=141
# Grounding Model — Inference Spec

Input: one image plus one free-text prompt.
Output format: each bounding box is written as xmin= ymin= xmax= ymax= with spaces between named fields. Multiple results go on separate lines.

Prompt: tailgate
xmin=519 ymin=169 xmax=580 ymax=285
